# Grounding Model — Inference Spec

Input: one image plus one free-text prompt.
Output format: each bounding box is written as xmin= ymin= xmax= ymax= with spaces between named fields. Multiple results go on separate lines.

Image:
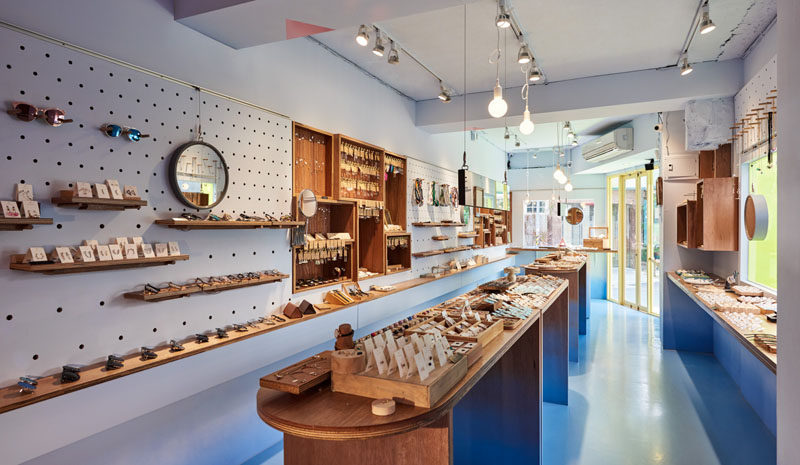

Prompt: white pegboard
xmin=0 ymin=26 xmax=293 ymax=385
xmin=734 ymin=55 xmax=777 ymax=167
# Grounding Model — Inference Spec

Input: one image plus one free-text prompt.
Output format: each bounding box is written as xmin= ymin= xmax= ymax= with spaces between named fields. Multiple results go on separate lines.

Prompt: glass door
xmin=608 ymin=169 xmax=660 ymax=315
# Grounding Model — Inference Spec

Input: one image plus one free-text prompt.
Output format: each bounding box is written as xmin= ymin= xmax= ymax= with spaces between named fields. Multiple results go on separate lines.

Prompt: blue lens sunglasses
xmin=100 ymin=124 xmax=150 ymax=141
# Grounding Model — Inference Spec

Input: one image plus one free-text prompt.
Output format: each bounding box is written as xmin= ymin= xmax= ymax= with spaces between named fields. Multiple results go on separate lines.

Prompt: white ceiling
xmin=311 ymin=0 xmax=775 ymax=101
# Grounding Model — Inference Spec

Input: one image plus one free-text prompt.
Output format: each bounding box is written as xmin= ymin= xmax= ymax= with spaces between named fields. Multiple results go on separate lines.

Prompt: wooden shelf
xmin=412 ymin=222 xmax=466 ymax=227
xmin=385 ymin=265 xmax=411 ymax=275
xmin=0 ymin=217 xmax=53 ymax=231
xmin=52 ymin=190 xmax=147 ymax=210
xmin=432 ymin=235 xmax=449 ymax=241
xmin=155 ymin=219 xmax=305 ymax=230
xmin=9 ymin=254 xmax=188 ymax=274
xmin=457 ymin=232 xmax=479 ymax=238
xmin=123 ymin=273 xmax=289 ymax=302
xmin=412 ymin=246 xmax=471 ymax=258
xmin=385 ymin=230 xmax=410 ymax=237
xmin=295 ymin=278 xmax=352 ymax=293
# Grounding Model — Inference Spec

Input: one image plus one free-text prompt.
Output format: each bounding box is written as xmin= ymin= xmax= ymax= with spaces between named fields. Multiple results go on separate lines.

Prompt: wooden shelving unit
xmin=675 ymin=176 xmax=738 ymax=251
xmin=123 ymin=273 xmax=289 ymax=302
xmin=293 ymin=122 xmax=334 ymax=199
xmin=9 ymin=254 xmax=188 ymax=274
xmin=52 ymin=190 xmax=147 ymax=210
xmin=0 ymin=217 xmax=53 ymax=231
xmin=411 ymin=222 xmax=467 ymax=227
xmin=357 ymin=209 xmax=386 ymax=278
xmin=333 ymin=134 xmax=384 ymax=202
xmin=154 ymin=219 xmax=304 ymax=230
xmin=384 ymin=151 xmax=407 ymax=232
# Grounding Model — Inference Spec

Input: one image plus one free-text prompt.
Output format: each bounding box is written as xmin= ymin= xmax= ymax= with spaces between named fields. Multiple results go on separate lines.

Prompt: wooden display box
xmin=698 ymin=143 xmax=732 ymax=178
xmin=386 ymin=232 xmax=411 ymax=274
xmin=384 ymin=151 xmax=407 ymax=231
xmin=330 ymin=353 xmax=467 ymax=408
xmin=293 ymin=122 xmax=334 ymax=199
xmin=333 ymin=134 xmax=385 ymax=202
xmin=358 ymin=209 xmax=386 ymax=277
xmin=696 ymin=177 xmax=738 ymax=251
xmin=443 ymin=318 xmax=504 ymax=347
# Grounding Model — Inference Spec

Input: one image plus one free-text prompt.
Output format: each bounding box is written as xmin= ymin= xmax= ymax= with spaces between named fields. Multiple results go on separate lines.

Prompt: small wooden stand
xmin=155 ymin=219 xmax=304 ymax=230
xmin=0 ymin=217 xmax=53 ymax=231
xmin=9 ymin=254 xmax=189 ymax=274
xmin=52 ymin=190 xmax=147 ymax=210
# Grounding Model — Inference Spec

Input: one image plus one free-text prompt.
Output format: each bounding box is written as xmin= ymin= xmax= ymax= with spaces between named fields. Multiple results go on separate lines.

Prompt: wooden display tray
xmin=412 ymin=222 xmax=467 ymax=227
xmin=412 ymin=250 xmax=445 ymax=258
xmin=444 ymin=319 xmax=504 ymax=346
xmin=0 ymin=217 xmax=53 ymax=231
xmin=457 ymin=232 xmax=479 ymax=238
xmin=431 ymin=235 xmax=449 ymax=241
xmin=52 ymin=190 xmax=147 ymax=210
xmin=385 ymin=230 xmax=410 ymax=237
xmin=331 ymin=353 xmax=468 ymax=408
xmin=123 ymin=273 xmax=289 ymax=302
xmin=260 ymin=352 xmax=332 ymax=394
xmin=9 ymin=254 xmax=188 ymax=274
xmin=155 ymin=219 xmax=304 ymax=230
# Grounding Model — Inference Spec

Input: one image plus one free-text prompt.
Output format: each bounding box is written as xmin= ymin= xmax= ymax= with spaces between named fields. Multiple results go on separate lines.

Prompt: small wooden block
xmin=371 ymin=398 xmax=396 ymax=416
xmin=283 ymin=302 xmax=303 ymax=319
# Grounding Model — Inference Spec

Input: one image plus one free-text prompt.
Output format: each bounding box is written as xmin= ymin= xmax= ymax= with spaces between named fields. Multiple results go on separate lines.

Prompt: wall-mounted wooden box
xmin=386 ymin=232 xmax=411 ymax=274
xmin=676 ymin=200 xmax=699 ymax=248
xmin=696 ymin=177 xmax=738 ymax=251
xmin=333 ymin=134 xmax=385 ymax=202
xmin=384 ymin=151 xmax=407 ymax=231
xmin=698 ymin=143 xmax=732 ymax=179
xmin=293 ymin=122 xmax=334 ymax=199
xmin=357 ymin=208 xmax=386 ymax=278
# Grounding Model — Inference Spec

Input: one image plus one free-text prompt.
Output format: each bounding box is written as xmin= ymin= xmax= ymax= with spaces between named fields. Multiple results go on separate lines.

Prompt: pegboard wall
xmin=0 ymin=25 xmax=294 ymax=386
xmin=734 ymin=54 xmax=777 ymax=167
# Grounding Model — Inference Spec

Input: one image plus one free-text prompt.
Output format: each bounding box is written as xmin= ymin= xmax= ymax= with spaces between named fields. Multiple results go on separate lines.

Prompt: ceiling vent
xmin=582 ymin=127 xmax=634 ymax=162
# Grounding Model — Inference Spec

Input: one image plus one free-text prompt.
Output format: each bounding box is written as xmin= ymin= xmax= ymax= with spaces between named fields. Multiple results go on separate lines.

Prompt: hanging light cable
xmin=519 ymin=83 xmax=534 ymax=135
xmin=487 ymin=11 xmax=508 ymax=118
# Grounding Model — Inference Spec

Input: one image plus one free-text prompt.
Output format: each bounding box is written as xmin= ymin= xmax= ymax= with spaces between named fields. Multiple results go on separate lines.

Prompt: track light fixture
xmin=387 ymin=40 xmax=399 ymax=64
xmin=438 ymin=81 xmax=451 ymax=102
xmin=496 ymin=11 xmax=511 ymax=28
xmin=571 ymin=139 xmax=578 ymax=147
xmin=372 ymin=28 xmax=385 ymax=57
xmin=699 ymin=2 xmax=716 ymax=35
xmin=680 ymin=54 xmax=693 ymax=76
xmin=528 ymin=65 xmax=542 ymax=82
xmin=517 ymin=44 xmax=532 ymax=64
xmin=355 ymin=25 xmax=369 ymax=46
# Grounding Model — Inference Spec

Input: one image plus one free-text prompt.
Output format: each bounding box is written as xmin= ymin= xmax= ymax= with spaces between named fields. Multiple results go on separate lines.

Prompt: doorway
xmin=607 ymin=169 xmax=661 ymax=315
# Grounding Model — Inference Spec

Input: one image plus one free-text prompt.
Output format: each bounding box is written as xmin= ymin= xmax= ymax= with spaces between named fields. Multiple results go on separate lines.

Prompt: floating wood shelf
xmin=294 ymin=277 xmax=352 ymax=293
xmin=412 ymin=246 xmax=471 ymax=258
xmin=52 ymin=190 xmax=147 ymax=210
xmin=123 ymin=273 xmax=289 ymax=302
xmin=432 ymin=235 xmax=449 ymax=241
xmin=9 ymin=254 xmax=189 ymax=274
xmin=154 ymin=219 xmax=305 ymax=230
xmin=385 ymin=230 xmax=410 ymax=236
xmin=411 ymin=222 xmax=466 ymax=227
xmin=0 ymin=217 xmax=53 ymax=231
xmin=386 ymin=265 xmax=410 ymax=275
xmin=457 ymin=232 xmax=479 ymax=238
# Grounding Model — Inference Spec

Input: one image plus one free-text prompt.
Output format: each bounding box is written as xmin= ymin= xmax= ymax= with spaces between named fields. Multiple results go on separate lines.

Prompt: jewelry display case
xmin=293 ymin=123 xmax=334 ymax=199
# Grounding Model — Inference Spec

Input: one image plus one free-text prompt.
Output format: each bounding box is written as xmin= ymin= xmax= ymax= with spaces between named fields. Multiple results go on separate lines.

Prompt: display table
xmin=523 ymin=260 xmax=588 ymax=362
xmin=257 ymin=281 xmax=568 ymax=465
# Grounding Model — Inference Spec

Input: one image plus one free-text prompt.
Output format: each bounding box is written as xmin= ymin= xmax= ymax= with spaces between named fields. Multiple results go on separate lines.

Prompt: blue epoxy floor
xmin=543 ymin=300 xmax=776 ymax=465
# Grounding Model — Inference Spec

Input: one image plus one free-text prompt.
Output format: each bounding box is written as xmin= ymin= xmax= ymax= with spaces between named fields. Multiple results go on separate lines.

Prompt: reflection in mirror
xmin=169 ymin=141 xmax=229 ymax=209
xmin=298 ymin=189 xmax=318 ymax=218
xmin=457 ymin=169 xmax=509 ymax=211
xmin=566 ymin=207 xmax=584 ymax=225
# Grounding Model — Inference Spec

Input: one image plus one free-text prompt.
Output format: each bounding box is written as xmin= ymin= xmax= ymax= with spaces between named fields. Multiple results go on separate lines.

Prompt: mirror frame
xmin=169 ymin=141 xmax=229 ymax=210
xmin=566 ymin=206 xmax=584 ymax=225
xmin=298 ymin=188 xmax=318 ymax=218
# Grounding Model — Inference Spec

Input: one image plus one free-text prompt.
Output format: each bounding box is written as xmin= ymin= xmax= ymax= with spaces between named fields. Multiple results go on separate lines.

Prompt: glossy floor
xmin=543 ymin=300 xmax=776 ymax=465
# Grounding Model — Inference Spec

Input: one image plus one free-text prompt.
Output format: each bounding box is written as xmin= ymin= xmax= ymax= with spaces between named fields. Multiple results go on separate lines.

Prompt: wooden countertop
xmin=666 ymin=272 xmax=776 ymax=373
xmin=509 ymin=247 xmax=617 ymax=254
xmin=257 ymin=281 xmax=567 ymax=440
xmin=522 ymin=261 xmax=587 ymax=273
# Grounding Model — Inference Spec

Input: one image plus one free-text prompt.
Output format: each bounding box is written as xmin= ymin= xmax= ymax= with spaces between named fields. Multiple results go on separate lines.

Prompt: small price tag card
xmin=435 ymin=343 xmax=448 ymax=368
xmin=93 ymin=183 xmax=110 ymax=199
xmin=75 ymin=182 xmax=93 ymax=198
xmin=105 ymin=179 xmax=123 ymax=200
xmin=373 ymin=348 xmax=388 ymax=375
xmin=168 ymin=241 xmax=181 ymax=256
xmin=403 ymin=344 xmax=417 ymax=372
xmin=108 ymin=244 xmax=124 ymax=260
xmin=415 ymin=353 xmax=430 ymax=381
xmin=25 ymin=247 xmax=47 ymax=263
xmin=363 ymin=337 xmax=376 ymax=371
xmin=140 ymin=243 xmax=155 ymax=258
xmin=395 ymin=349 xmax=410 ymax=378
xmin=124 ymin=243 xmax=139 ymax=259
xmin=1 ymin=201 xmax=21 ymax=218
xmin=123 ymin=185 xmax=140 ymax=200
xmin=53 ymin=246 xmax=74 ymax=264
xmin=15 ymin=183 xmax=33 ymax=202
xmin=78 ymin=245 xmax=95 ymax=262
xmin=95 ymin=245 xmax=112 ymax=261
xmin=154 ymin=243 xmax=169 ymax=257
xmin=385 ymin=333 xmax=398 ymax=355
xmin=411 ymin=333 xmax=424 ymax=354
xmin=114 ymin=237 xmax=129 ymax=246
xmin=20 ymin=201 xmax=40 ymax=218
xmin=131 ymin=236 xmax=143 ymax=245
xmin=373 ymin=332 xmax=387 ymax=349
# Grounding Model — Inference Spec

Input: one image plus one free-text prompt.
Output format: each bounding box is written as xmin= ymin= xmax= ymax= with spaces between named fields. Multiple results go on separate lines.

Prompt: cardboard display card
xmin=140 ymin=243 xmax=155 ymax=258
xmin=168 ymin=241 xmax=181 ymax=256
xmin=105 ymin=179 xmax=123 ymax=200
xmin=25 ymin=247 xmax=48 ymax=263
xmin=122 ymin=185 xmax=140 ymax=200
xmin=414 ymin=353 xmax=430 ymax=381
xmin=20 ymin=200 xmax=40 ymax=218
xmin=93 ymin=183 xmax=110 ymax=199
xmin=373 ymin=348 xmax=388 ymax=375
xmin=15 ymin=183 xmax=33 ymax=202
xmin=403 ymin=344 xmax=417 ymax=372
xmin=108 ymin=244 xmax=124 ymax=260
xmin=75 ymin=182 xmax=93 ymax=198
xmin=53 ymin=247 xmax=74 ymax=264
xmin=395 ymin=349 xmax=409 ymax=378
xmin=124 ymin=243 xmax=139 ymax=259
xmin=154 ymin=243 xmax=169 ymax=257
xmin=1 ymin=201 xmax=21 ymax=218
xmin=95 ymin=245 xmax=112 ymax=261
xmin=78 ymin=245 xmax=95 ymax=262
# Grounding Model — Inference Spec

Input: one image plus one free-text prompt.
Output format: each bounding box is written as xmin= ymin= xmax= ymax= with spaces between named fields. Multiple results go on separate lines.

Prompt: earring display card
xmin=25 ymin=247 xmax=48 ymax=263
xmin=114 ymin=237 xmax=129 ymax=246
xmin=1 ymin=201 xmax=21 ymax=218
xmin=83 ymin=239 xmax=99 ymax=250
xmin=93 ymin=183 xmax=110 ymax=199
xmin=53 ymin=247 xmax=74 ymax=264
xmin=124 ymin=243 xmax=139 ymax=259
xmin=78 ymin=245 xmax=95 ymax=262
xmin=95 ymin=245 xmax=112 ymax=261
xmin=20 ymin=201 xmax=40 ymax=218
xmin=154 ymin=243 xmax=169 ymax=258
xmin=108 ymin=244 xmax=124 ymax=260
xmin=105 ymin=179 xmax=124 ymax=200
xmin=75 ymin=182 xmax=93 ymax=198
xmin=15 ymin=184 xmax=33 ymax=202
xmin=122 ymin=185 xmax=139 ymax=200
xmin=167 ymin=241 xmax=181 ymax=256
xmin=140 ymin=243 xmax=155 ymax=258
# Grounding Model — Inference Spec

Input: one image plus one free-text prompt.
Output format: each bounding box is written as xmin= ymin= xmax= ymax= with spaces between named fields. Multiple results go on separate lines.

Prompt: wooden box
xmin=443 ymin=318 xmax=504 ymax=347
xmin=293 ymin=122 xmax=334 ymax=199
xmin=696 ymin=177 xmax=739 ymax=251
xmin=583 ymin=226 xmax=610 ymax=249
xmin=333 ymin=134 xmax=385 ymax=202
xmin=698 ymin=143 xmax=732 ymax=178
xmin=330 ymin=353 xmax=468 ymax=408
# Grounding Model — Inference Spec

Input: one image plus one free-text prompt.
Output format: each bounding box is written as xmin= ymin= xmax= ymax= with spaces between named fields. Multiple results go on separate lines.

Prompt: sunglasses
xmin=8 ymin=102 xmax=73 ymax=126
xmin=100 ymin=124 xmax=150 ymax=141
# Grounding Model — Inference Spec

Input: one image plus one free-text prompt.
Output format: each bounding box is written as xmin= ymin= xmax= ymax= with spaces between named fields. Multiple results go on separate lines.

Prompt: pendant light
xmin=519 ymin=83 xmax=534 ymax=135
xmin=504 ymin=127 xmax=510 ymax=139
xmin=564 ymin=179 xmax=573 ymax=192
xmin=355 ymin=25 xmax=369 ymax=46
xmin=699 ymin=2 xmax=716 ymax=34
xmin=487 ymin=21 xmax=507 ymax=118
xmin=553 ymin=164 xmax=567 ymax=184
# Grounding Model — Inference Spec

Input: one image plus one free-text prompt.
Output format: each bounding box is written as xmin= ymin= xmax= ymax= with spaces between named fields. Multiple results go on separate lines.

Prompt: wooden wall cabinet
xmin=384 ymin=152 xmax=407 ymax=232
xmin=386 ymin=232 xmax=411 ymax=274
xmin=695 ymin=177 xmax=739 ymax=251
xmin=333 ymin=135 xmax=385 ymax=203
xmin=676 ymin=200 xmax=699 ymax=248
xmin=698 ymin=143 xmax=732 ymax=178
xmin=293 ymin=123 xmax=334 ymax=199
xmin=357 ymin=208 xmax=387 ymax=278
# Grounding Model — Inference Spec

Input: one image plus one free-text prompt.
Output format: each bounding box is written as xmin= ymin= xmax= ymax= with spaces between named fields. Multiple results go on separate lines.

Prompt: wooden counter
xmin=257 ymin=281 xmax=568 ymax=465
xmin=666 ymin=272 xmax=776 ymax=372
xmin=509 ymin=247 xmax=617 ymax=254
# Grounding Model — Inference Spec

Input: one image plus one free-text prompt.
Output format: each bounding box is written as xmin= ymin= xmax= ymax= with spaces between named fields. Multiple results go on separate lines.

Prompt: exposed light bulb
xmin=487 ymin=80 xmax=508 ymax=118
xmin=517 ymin=44 xmax=532 ymax=64
xmin=504 ymin=127 xmax=510 ymax=139
xmin=519 ymin=109 xmax=534 ymax=135
xmin=355 ymin=25 xmax=369 ymax=46
xmin=699 ymin=3 xmax=716 ymax=34
xmin=680 ymin=55 xmax=693 ymax=76
xmin=372 ymin=32 xmax=385 ymax=57
xmin=564 ymin=180 xmax=573 ymax=192
xmin=553 ymin=165 xmax=567 ymax=184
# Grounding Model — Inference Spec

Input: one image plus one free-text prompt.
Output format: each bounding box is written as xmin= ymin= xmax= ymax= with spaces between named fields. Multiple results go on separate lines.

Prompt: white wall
xmin=777 ymin=0 xmax=800 ymax=462
xmin=744 ymin=18 xmax=777 ymax=85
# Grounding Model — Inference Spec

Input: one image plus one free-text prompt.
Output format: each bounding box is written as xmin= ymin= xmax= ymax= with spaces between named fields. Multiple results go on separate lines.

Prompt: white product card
xmin=475 ymin=312 xmax=482 ymax=322
xmin=422 ymin=346 xmax=433 ymax=368
xmin=25 ymin=247 xmax=47 ymax=263
xmin=114 ymin=237 xmax=129 ymax=246
xmin=487 ymin=314 xmax=493 ymax=322
xmin=124 ymin=243 xmax=139 ymax=259
xmin=438 ymin=338 xmax=453 ymax=357
xmin=411 ymin=333 xmax=424 ymax=354
xmin=414 ymin=353 xmax=430 ymax=381
xmin=122 ymin=185 xmax=139 ymax=199
xmin=83 ymin=239 xmax=99 ymax=250
xmin=383 ymin=330 xmax=394 ymax=347
xmin=78 ymin=245 xmax=95 ymax=262
xmin=93 ymin=183 xmax=110 ymax=199
xmin=430 ymin=328 xmax=442 ymax=340
xmin=403 ymin=344 xmax=417 ymax=372
xmin=1 ymin=201 xmax=21 ymax=218
xmin=422 ymin=334 xmax=435 ymax=349
xmin=154 ymin=243 xmax=169 ymax=257
xmin=108 ymin=244 xmax=124 ymax=260
xmin=373 ymin=348 xmax=388 ymax=375
xmin=441 ymin=310 xmax=447 ymax=319
xmin=131 ymin=236 xmax=143 ymax=245
xmin=461 ymin=311 xmax=467 ymax=320
xmin=168 ymin=241 xmax=181 ymax=256
xmin=105 ymin=179 xmax=123 ymax=200
xmin=435 ymin=344 xmax=448 ymax=368
xmin=75 ymin=182 xmax=93 ymax=198
xmin=20 ymin=200 xmax=40 ymax=218
xmin=15 ymin=183 xmax=33 ymax=202
xmin=386 ymin=348 xmax=398 ymax=375
xmin=373 ymin=333 xmax=386 ymax=349
xmin=385 ymin=334 xmax=398 ymax=355
xmin=95 ymin=245 xmax=112 ymax=261
xmin=140 ymin=243 xmax=155 ymax=258
xmin=363 ymin=337 xmax=376 ymax=371
xmin=54 ymin=247 xmax=74 ymax=264
xmin=395 ymin=349 xmax=409 ymax=378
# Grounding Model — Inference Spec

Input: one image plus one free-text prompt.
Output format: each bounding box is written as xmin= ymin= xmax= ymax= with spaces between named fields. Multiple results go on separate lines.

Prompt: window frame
xmin=739 ymin=156 xmax=777 ymax=295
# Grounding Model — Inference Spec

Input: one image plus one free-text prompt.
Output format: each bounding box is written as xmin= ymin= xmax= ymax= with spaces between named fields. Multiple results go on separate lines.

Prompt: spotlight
xmin=372 ymin=31 xmax=385 ymax=57
xmin=496 ymin=11 xmax=511 ymax=28
xmin=699 ymin=2 xmax=716 ymax=35
xmin=504 ymin=127 xmax=510 ymax=139
xmin=514 ymin=135 xmax=521 ymax=147
xmin=564 ymin=180 xmax=573 ymax=192
xmin=387 ymin=41 xmax=399 ymax=64
xmin=519 ymin=109 xmax=534 ymax=135
xmin=355 ymin=25 xmax=369 ymax=46
xmin=532 ymin=152 xmax=537 ymax=159
xmin=680 ymin=55 xmax=693 ymax=76
xmin=438 ymin=82 xmax=451 ymax=102
xmin=487 ymin=79 xmax=508 ymax=118
xmin=517 ymin=44 xmax=532 ymax=64
xmin=528 ymin=65 xmax=542 ymax=82
xmin=571 ymin=139 xmax=578 ymax=147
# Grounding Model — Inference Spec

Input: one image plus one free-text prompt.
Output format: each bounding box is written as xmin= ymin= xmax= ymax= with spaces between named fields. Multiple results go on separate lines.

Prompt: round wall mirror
xmin=169 ymin=141 xmax=229 ymax=209
xmin=566 ymin=207 xmax=584 ymax=225
xmin=298 ymin=189 xmax=318 ymax=218
xmin=744 ymin=194 xmax=768 ymax=241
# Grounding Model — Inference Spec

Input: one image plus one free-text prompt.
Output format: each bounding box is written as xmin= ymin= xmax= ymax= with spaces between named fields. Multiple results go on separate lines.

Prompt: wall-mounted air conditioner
xmin=582 ymin=127 xmax=634 ymax=162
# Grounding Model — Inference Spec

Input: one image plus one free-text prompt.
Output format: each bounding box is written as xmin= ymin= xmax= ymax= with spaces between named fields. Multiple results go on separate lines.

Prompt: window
xmin=742 ymin=154 xmax=777 ymax=291
xmin=522 ymin=199 xmax=595 ymax=247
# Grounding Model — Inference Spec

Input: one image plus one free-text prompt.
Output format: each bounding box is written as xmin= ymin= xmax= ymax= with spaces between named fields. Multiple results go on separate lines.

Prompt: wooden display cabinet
xmin=293 ymin=122 xmax=334 ymax=199
xmin=357 ymin=209 xmax=386 ymax=278
xmin=698 ymin=143 xmax=732 ymax=179
xmin=386 ymin=232 xmax=411 ymax=274
xmin=384 ymin=151 xmax=407 ymax=231
xmin=292 ymin=198 xmax=357 ymax=293
xmin=473 ymin=207 xmax=510 ymax=247
xmin=695 ymin=177 xmax=738 ymax=251
xmin=333 ymin=134 xmax=385 ymax=203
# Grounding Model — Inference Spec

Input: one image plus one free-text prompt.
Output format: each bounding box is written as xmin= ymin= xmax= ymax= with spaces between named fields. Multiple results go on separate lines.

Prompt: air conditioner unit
xmin=582 ymin=127 xmax=634 ymax=162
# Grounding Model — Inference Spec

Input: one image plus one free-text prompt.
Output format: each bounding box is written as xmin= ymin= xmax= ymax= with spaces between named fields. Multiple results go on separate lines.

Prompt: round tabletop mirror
xmin=566 ymin=207 xmax=584 ymax=225
xmin=169 ymin=141 xmax=229 ymax=209
xmin=298 ymin=189 xmax=318 ymax=218
xmin=744 ymin=194 xmax=768 ymax=241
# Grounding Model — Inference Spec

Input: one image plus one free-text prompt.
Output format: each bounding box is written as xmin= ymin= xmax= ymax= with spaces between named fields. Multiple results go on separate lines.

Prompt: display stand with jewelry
xmin=0 ymin=183 xmax=53 ymax=230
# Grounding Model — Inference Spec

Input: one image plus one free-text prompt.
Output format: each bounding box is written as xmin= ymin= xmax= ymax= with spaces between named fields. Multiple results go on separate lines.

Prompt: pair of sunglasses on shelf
xmin=143 ymin=270 xmax=284 ymax=294
xmin=8 ymin=102 xmax=73 ymax=127
xmin=100 ymin=124 xmax=149 ymax=141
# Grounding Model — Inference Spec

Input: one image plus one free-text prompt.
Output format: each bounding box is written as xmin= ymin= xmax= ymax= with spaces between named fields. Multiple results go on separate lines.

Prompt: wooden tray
xmin=259 ymin=352 xmax=332 ymax=394
xmin=331 ymin=353 xmax=468 ymax=407
xmin=443 ymin=318 xmax=504 ymax=347
xmin=123 ymin=273 xmax=288 ymax=302
xmin=9 ymin=254 xmax=189 ymax=274
xmin=0 ymin=217 xmax=53 ymax=231
xmin=155 ymin=219 xmax=304 ymax=230
xmin=52 ymin=190 xmax=147 ymax=210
